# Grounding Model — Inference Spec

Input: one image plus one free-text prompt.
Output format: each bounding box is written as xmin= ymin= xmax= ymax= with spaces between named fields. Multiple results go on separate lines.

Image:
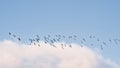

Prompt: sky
xmin=0 ymin=0 xmax=120 ymax=68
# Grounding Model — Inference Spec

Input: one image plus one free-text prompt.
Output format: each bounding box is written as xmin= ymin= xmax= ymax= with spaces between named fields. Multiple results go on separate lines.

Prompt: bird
xmin=68 ymin=36 xmax=72 ymax=38
xmin=29 ymin=39 xmax=33 ymax=43
xmin=57 ymin=38 xmax=60 ymax=41
xmin=89 ymin=36 xmax=92 ymax=39
xmin=34 ymin=42 xmax=36 ymax=45
xmin=102 ymin=42 xmax=106 ymax=45
xmin=44 ymin=41 xmax=48 ymax=44
xmin=48 ymin=35 xmax=51 ymax=37
xmin=80 ymin=41 xmax=84 ymax=44
xmin=61 ymin=43 xmax=65 ymax=49
xmin=63 ymin=36 xmax=65 ymax=38
xmin=73 ymin=35 xmax=77 ymax=37
xmin=90 ymin=44 xmax=94 ymax=46
xmin=80 ymin=44 xmax=83 ymax=47
xmin=36 ymin=35 xmax=40 ymax=42
xmin=17 ymin=37 xmax=21 ymax=41
xmin=82 ymin=38 xmax=86 ymax=42
xmin=52 ymin=44 xmax=57 ymax=48
xmin=113 ymin=39 xmax=118 ymax=45
xmin=44 ymin=36 xmax=47 ymax=40
xmin=13 ymin=35 xmax=16 ymax=38
xmin=118 ymin=39 xmax=120 ymax=42
xmin=100 ymin=45 xmax=103 ymax=50
xmin=93 ymin=36 xmax=95 ymax=38
xmin=50 ymin=40 xmax=54 ymax=43
xmin=69 ymin=44 xmax=72 ymax=47
xmin=53 ymin=39 xmax=56 ymax=42
xmin=109 ymin=39 xmax=112 ymax=42
xmin=38 ymin=44 xmax=40 ymax=47
xmin=97 ymin=38 xmax=100 ymax=42
xmin=9 ymin=32 xmax=11 ymax=35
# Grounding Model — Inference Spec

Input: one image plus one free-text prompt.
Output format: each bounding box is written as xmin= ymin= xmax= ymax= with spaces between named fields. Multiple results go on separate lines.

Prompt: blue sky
xmin=0 ymin=0 xmax=120 ymax=65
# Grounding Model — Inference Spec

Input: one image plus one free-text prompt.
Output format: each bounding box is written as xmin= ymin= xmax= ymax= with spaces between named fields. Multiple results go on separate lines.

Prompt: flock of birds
xmin=8 ymin=32 xmax=120 ymax=50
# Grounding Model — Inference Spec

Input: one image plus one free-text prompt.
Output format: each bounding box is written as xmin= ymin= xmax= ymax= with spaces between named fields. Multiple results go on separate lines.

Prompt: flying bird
xmin=13 ymin=35 xmax=16 ymax=38
xmin=9 ymin=32 xmax=11 ymax=35
xmin=97 ymin=38 xmax=100 ymax=42
xmin=18 ymin=37 xmax=21 ymax=41
xmin=29 ymin=39 xmax=33 ymax=43
xmin=102 ymin=42 xmax=106 ymax=45
xmin=89 ymin=36 xmax=92 ymax=39
xmin=100 ymin=45 xmax=103 ymax=50
xmin=38 ymin=44 xmax=40 ymax=47
xmin=69 ymin=44 xmax=72 ymax=47
xmin=82 ymin=38 xmax=86 ymax=42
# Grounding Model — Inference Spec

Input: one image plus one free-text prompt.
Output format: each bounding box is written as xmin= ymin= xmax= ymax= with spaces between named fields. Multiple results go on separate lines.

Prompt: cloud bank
xmin=0 ymin=40 xmax=119 ymax=68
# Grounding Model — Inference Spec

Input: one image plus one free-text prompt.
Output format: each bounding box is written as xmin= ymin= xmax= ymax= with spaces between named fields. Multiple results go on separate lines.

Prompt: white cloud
xmin=0 ymin=40 xmax=119 ymax=68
